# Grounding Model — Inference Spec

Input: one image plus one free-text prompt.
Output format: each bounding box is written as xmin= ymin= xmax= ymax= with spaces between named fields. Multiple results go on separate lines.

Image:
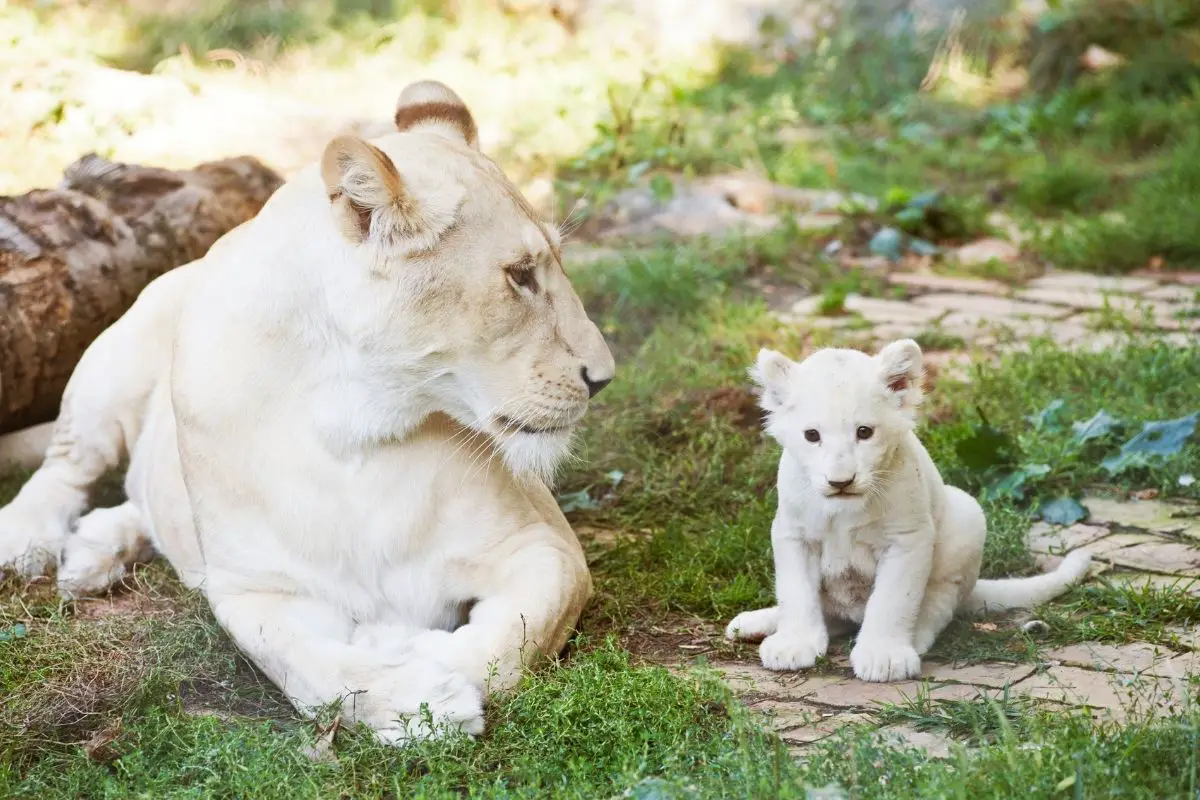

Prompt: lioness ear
xmin=750 ymin=349 xmax=795 ymax=412
xmin=876 ymin=338 xmax=924 ymax=410
xmin=320 ymin=134 xmax=458 ymax=253
xmin=394 ymin=80 xmax=480 ymax=150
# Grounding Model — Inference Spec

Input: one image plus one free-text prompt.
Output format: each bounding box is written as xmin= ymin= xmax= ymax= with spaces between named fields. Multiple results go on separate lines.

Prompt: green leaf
xmin=1101 ymin=413 xmax=1198 ymax=475
xmin=982 ymin=463 xmax=1050 ymax=501
xmin=1028 ymin=399 xmax=1068 ymax=432
xmin=907 ymin=190 xmax=941 ymax=210
xmin=955 ymin=422 xmax=1017 ymax=472
xmin=1072 ymin=410 xmax=1122 ymax=443
xmin=1038 ymin=496 xmax=1087 ymax=525
xmin=557 ymin=489 xmax=600 ymax=513
xmin=0 ymin=623 xmax=26 ymax=642
xmin=895 ymin=206 xmax=926 ymax=227
xmin=869 ymin=227 xmax=904 ymax=261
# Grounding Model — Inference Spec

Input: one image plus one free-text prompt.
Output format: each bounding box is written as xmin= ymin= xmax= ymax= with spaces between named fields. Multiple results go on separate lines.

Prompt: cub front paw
xmin=850 ymin=639 xmax=921 ymax=682
xmin=759 ymin=629 xmax=828 ymax=671
xmin=725 ymin=607 xmax=779 ymax=642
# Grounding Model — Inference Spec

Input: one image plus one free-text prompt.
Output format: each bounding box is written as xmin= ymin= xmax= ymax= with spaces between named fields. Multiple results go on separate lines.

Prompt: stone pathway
xmin=777 ymin=269 xmax=1199 ymax=354
xmin=688 ymin=494 xmax=1200 ymax=757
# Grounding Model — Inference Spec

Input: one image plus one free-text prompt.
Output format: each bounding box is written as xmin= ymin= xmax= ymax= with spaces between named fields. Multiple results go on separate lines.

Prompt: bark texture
xmin=0 ymin=153 xmax=282 ymax=434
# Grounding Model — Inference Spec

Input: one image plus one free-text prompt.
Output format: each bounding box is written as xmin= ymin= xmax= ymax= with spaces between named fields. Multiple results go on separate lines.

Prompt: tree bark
xmin=0 ymin=153 xmax=282 ymax=434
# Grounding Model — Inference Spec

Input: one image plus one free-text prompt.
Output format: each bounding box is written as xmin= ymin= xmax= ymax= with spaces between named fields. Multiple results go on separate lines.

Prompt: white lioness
xmin=725 ymin=340 xmax=1091 ymax=682
xmin=0 ymin=81 xmax=615 ymax=742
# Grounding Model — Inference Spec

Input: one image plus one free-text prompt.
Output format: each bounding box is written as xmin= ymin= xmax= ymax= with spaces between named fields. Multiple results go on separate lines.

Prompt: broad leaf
xmin=983 ymin=463 xmax=1050 ymax=501
xmin=1028 ymin=399 xmax=1067 ymax=432
xmin=869 ymin=227 xmax=904 ymax=261
xmin=1038 ymin=496 xmax=1088 ymax=525
xmin=1101 ymin=413 xmax=1198 ymax=475
xmin=955 ymin=422 xmax=1017 ymax=473
xmin=557 ymin=489 xmax=600 ymax=513
xmin=1072 ymin=409 xmax=1122 ymax=443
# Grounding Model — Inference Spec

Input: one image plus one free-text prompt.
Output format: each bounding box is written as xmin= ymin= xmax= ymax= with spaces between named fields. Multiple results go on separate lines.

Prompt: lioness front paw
xmin=850 ymin=639 xmax=921 ymax=682
xmin=759 ymin=629 xmax=828 ymax=671
xmin=346 ymin=664 xmax=484 ymax=746
xmin=0 ymin=505 xmax=68 ymax=578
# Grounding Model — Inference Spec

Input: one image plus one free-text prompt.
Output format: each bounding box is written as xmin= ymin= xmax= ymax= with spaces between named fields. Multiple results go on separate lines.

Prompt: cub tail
xmin=963 ymin=550 xmax=1092 ymax=614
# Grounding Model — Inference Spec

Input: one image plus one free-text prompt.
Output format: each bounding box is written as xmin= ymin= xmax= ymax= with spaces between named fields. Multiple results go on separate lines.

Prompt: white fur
xmin=0 ymin=82 xmax=614 ymax=744
xmin=726 ymin=340 xmax=1091 ymax=682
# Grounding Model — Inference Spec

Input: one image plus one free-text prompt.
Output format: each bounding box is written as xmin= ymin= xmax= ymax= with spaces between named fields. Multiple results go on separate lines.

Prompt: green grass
xmin=5 ymin=2 xmax=1200 ymax=794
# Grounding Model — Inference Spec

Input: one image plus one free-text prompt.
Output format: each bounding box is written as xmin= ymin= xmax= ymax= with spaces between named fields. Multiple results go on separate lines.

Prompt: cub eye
xmin=804 ymin=429 xmax=820 ymax=443
xmin=506 ymin=266 xmax=539 ymax=294
xmin=856 ymin=426 xmax=874 ymax=441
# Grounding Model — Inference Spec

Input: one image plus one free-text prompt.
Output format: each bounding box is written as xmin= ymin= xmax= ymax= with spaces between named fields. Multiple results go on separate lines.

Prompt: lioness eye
xmin=506 ymin=266 xmax=539 ymax=294
xmin=856 ymin=426 xmax=874 ymax=441
xmin=804 ymin=429 xmax=820 ymax=443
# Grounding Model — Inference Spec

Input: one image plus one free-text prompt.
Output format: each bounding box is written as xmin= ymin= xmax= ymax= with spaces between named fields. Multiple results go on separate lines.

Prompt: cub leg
xmin=849 ymin=531 xmax=933 ymax=682
xmin=208 ymin=587 xmax=484 ymax=745
xmin=755 ymin=516 xmax=828 ymax=671
xmin=406 ymin=528 xmax=591 ymax=694
xmin=914 ymin=487 xmax=987 ymax=654
xmin=57 ymin=501 xmax=155 ymax=599
xmin=725 ymin=606 xmax=780 ymax=643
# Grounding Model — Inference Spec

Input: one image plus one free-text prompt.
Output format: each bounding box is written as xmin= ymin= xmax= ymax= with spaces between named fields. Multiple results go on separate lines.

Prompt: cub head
xmin=750 ymin=339 xmax=924 ymax=505
xmin=318 ymin=80 xmax=614 ymax=480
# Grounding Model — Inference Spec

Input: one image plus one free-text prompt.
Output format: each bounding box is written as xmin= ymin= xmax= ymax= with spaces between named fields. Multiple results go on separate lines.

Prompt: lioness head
xmin=751 ymin=339 xmax=924 ymax=506
xmin=317 ymin=81 xmax=614 ymax=479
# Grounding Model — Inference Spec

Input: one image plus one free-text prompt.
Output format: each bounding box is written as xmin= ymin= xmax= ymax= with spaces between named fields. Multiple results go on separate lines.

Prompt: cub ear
xmin=750 ymin=348 xmax=795 ymax=412
xmin=320 ymin=135 xmax=459 ymax=254
xmin=875 ymin=338 xmax=924 ymax=410
xmin=393 ymin=80 xmax=480 ymax=150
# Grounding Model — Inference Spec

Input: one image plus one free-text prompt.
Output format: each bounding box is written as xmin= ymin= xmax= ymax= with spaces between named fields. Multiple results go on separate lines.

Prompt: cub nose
xmin=827 ymin=477 xmax=856 ymax=491
xmin=581 ymin=366 xmax=611 ymax=398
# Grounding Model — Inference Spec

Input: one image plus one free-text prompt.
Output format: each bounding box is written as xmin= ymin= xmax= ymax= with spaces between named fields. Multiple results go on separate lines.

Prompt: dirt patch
xmin=686 ymin=386 xmax=763 ymax=431
xmin=620 ymin=614 xmax=729 ymax=664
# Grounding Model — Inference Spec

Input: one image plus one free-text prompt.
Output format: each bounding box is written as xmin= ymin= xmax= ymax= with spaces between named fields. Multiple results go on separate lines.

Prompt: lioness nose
xmin=581 ymin=366 xmax=611 ymax=398
xmin=828 ymin=477 xmax=855 ymax=491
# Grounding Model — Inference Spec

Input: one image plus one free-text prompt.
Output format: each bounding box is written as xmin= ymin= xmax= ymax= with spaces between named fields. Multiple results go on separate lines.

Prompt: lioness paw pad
xmin=759 ymin=630 xmax=828 ymax=671
xmin=849 ymin=640 xmax=921 ymax=682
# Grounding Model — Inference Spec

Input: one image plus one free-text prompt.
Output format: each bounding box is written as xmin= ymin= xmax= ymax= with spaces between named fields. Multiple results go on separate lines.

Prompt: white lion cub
xmin=726 ymin=339 xmax=1091 ymax=682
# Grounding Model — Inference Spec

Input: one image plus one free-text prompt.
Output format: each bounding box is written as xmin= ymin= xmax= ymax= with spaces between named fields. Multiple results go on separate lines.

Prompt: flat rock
xmin=913 ymin=293 xmax=1071 ymax=320
xmin=1075 ymin=532 xmax=1165 ymax=561
xmin=952 ymin=238 xmax=1020 ymax=266
xmin=1013 ymin=666 xmax=1184 ymax=716
xmin=1104 ymin=572 xmax=1200 ymax=596
xmin=1106 ymin=541 xmax=1200 ymax=576
xmin=1027 ymin=272 xmax=1157 ymax=294
xmin=789 ymin=295 xmax=944 ymax=326
xmin=1082 ymin=497 xmax=1200 ymax=540
xmin=805 ymin=678 xmax=982 ymax=709
xmin=1142 ymin=284 xmax=1200 ymax=303
xmin=1027 ymin=522 xmax=1109 ymax=555
xmin=1042 ymin=642 xmax=1176 ymax=674
xmin=887 ymin=273 xmax=1009 ymax=295
xmin=715 ymin=663 xmax=843 ymax=701
xmin=873 ymin=725 xmax=954 ymax=758
xmin=921 ymin=661 xmax=1036 ymax=687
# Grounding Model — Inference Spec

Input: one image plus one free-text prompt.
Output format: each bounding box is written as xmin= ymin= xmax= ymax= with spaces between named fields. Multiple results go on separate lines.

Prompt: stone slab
xmin=887 ymin=273 xmax=1009 ymax=296
xmin=921 ymin=661 xmax=1036 ymax=688
xmin=1042 ymin=642 xmax=1176 ymax=674
xmin=1027 ymin=272 xmax=1158 ymax=294
xmin=1027 ymin=522 xmax=1110 ymax=555
xmin=1082 ymin=497 xmax=1200 ymax=540
xmin=914 ymin=293 xmax=1072 ymax=319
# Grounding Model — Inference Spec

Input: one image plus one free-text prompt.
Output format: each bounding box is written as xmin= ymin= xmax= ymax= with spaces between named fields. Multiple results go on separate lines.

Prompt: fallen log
xmin=0 ymin=153 xmax=282 ymax=434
